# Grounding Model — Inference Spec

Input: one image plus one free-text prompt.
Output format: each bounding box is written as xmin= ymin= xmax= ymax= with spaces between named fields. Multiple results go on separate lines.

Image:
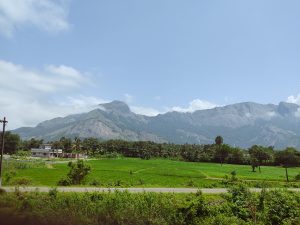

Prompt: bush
xmin=58 ymin=160 xmax=91 ymax=186
xmin=227 ymin=185 xmax=253 ymax=221
xmin=262 ymin=190 xmax=300 ymax=225
xmin=48 ymin=188 xmax=58 ymax=198
xmin=138 ymin=178 xmax=145 ymax=185
xmin=295 ymin=172 xmax=300 ymax=181
xmin=3 ymin=170 xmax=16 ymax=184
xmin=0 ymin=188 xmax=6 ymax=195
xmin=89 ymin=179 xmax=101 ymax=186
xmin=0 ymin=189 xmax=299 ymax=225
xmin=14 ymin=150 xmax=31 ymax=157
xmin=186 ymin=179 xmax=195 ymax=187
xmin=114 ymin=180 xmax=122 ymax=186
xmin=12 ymin=177 xmax=31 ymax=186
xmin=57 ymin=177 xmax=71 ymax=186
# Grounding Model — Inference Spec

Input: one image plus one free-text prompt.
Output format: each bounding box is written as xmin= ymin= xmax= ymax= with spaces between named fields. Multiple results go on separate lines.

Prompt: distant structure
xmin=31 ymin=144 xmax=84 ymax=159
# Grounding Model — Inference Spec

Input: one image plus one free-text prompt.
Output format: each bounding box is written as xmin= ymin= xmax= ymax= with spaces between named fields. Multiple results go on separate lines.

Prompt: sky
xmin=1 ymin=0 xmax=300 ymax=129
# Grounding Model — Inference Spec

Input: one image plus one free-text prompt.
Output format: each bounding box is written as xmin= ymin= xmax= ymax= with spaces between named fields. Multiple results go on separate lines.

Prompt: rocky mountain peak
xmin=100 ymin=100 xmax=131 ymax=114
xmin=12 ymin=101 xmax=300 ymax=148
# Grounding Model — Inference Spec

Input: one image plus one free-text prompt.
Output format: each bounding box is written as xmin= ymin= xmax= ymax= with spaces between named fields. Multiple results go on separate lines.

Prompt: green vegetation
xmin=58 ymin=160 xmax=91 ymax=186
xmin=0 ymin=186 xmax=299 ymax=225
xmin=3 ymin=135 xmax=300 ymax=168
xmin=2 ymin=158 xmax=300 ymax=187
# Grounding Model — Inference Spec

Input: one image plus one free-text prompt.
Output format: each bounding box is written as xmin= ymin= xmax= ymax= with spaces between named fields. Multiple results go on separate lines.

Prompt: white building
xmin=31 ymin=144 xmax=85 ymax=158
xmin=31 ymin=144 xmax=63 ymax=158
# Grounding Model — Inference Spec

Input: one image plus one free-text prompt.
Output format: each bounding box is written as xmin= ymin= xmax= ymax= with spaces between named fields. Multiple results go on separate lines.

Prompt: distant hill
xmin=13 ymin=100 xmax=300 ymax=148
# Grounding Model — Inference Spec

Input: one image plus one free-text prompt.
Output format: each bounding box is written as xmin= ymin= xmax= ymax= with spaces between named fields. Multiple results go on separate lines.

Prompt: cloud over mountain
xmin=0 ymin=0 xmax=70 ymax=37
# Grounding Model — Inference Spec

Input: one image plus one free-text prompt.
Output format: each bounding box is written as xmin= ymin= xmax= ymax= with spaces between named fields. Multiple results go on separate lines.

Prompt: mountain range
xmin=13 ymin=100 xmax=300 ymax=148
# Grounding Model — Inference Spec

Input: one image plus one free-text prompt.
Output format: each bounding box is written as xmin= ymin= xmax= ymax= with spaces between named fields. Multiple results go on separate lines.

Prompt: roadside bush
xmin=0 ymin=189 xmax=299 ymax=225
xmin=178 ymin=191 xmax=209 ymax=224
xmin=48 ymin=188 xmax=58 ymax=199
xmin=202 ymin=214 xmax=244 ymax=225
xmin=227 ymin=184 xmax=254 ymax=221
xmin=262 ymin=189 xmax=300 ymax=225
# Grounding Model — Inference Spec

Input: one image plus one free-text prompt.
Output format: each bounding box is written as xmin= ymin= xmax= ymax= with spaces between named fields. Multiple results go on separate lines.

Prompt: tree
xmin=73 ymin=137 xmax=82 ymax=152
xmin=250 ymin=157 xmax=259 ymax=172
xmin=21 ymin=138 xmax=43 ymax=150
xmin=0 ymin=132 xmax=21 ymax=154
xmin=214 ymin=136 xmax=228 ymax=166
xmin=59 ymin=137 xmax=72 ymax=153
xmin=215 ymin=144 xmax=230 ymax=166
xmin=275 ymin=147 xmax=300 ymax=182
xmin=82 ymin=138 xmax=99 ymax=156
xmin=215 ymin=136 xmax=223 ymax=146
xmin=248 ymin=145 xmax=270 ymax=173
xmin=227 ymin=147 xmax=245 ymax=164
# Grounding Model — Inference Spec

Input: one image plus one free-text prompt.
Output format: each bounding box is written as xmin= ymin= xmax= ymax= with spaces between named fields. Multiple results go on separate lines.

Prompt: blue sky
xmin=1 ymin=0 xmax=300 ymax=129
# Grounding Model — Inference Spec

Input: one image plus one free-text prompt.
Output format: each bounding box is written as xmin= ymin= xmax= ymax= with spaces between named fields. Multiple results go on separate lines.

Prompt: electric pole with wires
xmin=0 ymin=117 xmax=8 ymax=187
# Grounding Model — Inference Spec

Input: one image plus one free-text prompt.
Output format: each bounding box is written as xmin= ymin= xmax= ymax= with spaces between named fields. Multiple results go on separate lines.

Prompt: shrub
xmin=114 ymin=180 xmax=122 ymax=186
xmin=0 ymin=188 xmax=6 ymax=195
xmin=262 ymin=190 xmax=300 ymax=225
xmin=12 ymin=177 xmax=31 ymax=186
xmin=67 ymin=160 xmax=91 ymax=185
xmin=3 ymin=170 xmax=16 ymax=184
xmin=58 ymin=160 xmax=91 ymax=186
xmin=295 ymin=172 xmax=300 ymax=181
xmin=48 ymin=188 xmax=58 ymax=198
xmin=227 ymin=184 xmax=253 ymax=221
xmin=186 ymin=179 xmax=195 ymax=187
xmin=89 ymin=179 xmax=101 ymax=186
xmin=138 ymin=178 xmax=145 ymax=185
xmin=57 ymin=177 xmax=71 ymax=186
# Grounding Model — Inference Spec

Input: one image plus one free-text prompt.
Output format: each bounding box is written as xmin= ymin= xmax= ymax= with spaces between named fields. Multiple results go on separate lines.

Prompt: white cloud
xmin=130 ymin=99 xmax=218 ymax=116
xmin=0 ymin=0 xmax=70 ymax=37
xmin=170 ymin=99 xmax=218 ymax=113
xmin=0 ymin=59 xmax=95 ymax=129
xmin=286 ymin=94 xmax=300 ymax=105
xmin=124 ymin=93 xmax=134 ymax=103
xmin=57 ymin=96 xmax=108 ymax=110
xmin=130 ymin=106 xmax=162 ymax=117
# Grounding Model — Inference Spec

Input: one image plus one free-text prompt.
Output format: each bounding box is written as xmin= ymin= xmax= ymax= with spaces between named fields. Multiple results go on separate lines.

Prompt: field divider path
xmin=2 ymin=187 xmax=300 ymax=194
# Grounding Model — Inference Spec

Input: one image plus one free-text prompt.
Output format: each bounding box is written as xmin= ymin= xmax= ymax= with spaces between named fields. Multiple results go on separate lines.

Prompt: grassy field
xmin=3 ymin=158 xmax=300 ymax=187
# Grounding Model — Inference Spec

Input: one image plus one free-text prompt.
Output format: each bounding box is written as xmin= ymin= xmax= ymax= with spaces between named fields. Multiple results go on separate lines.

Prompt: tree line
xmin=1 ymin=132 xmax=300 ymax=181
xmin=1 ymin=132 xmax=299 ymax=163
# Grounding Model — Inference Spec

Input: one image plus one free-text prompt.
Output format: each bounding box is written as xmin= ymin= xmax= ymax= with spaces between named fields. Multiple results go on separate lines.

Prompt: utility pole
xmin=0 ymin=117 xmax=8 ymax=187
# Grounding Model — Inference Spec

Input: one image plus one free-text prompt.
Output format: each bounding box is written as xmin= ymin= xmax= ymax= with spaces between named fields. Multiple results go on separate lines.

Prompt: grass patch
xmin=2 ymin=158 xmax=300 ymax=187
